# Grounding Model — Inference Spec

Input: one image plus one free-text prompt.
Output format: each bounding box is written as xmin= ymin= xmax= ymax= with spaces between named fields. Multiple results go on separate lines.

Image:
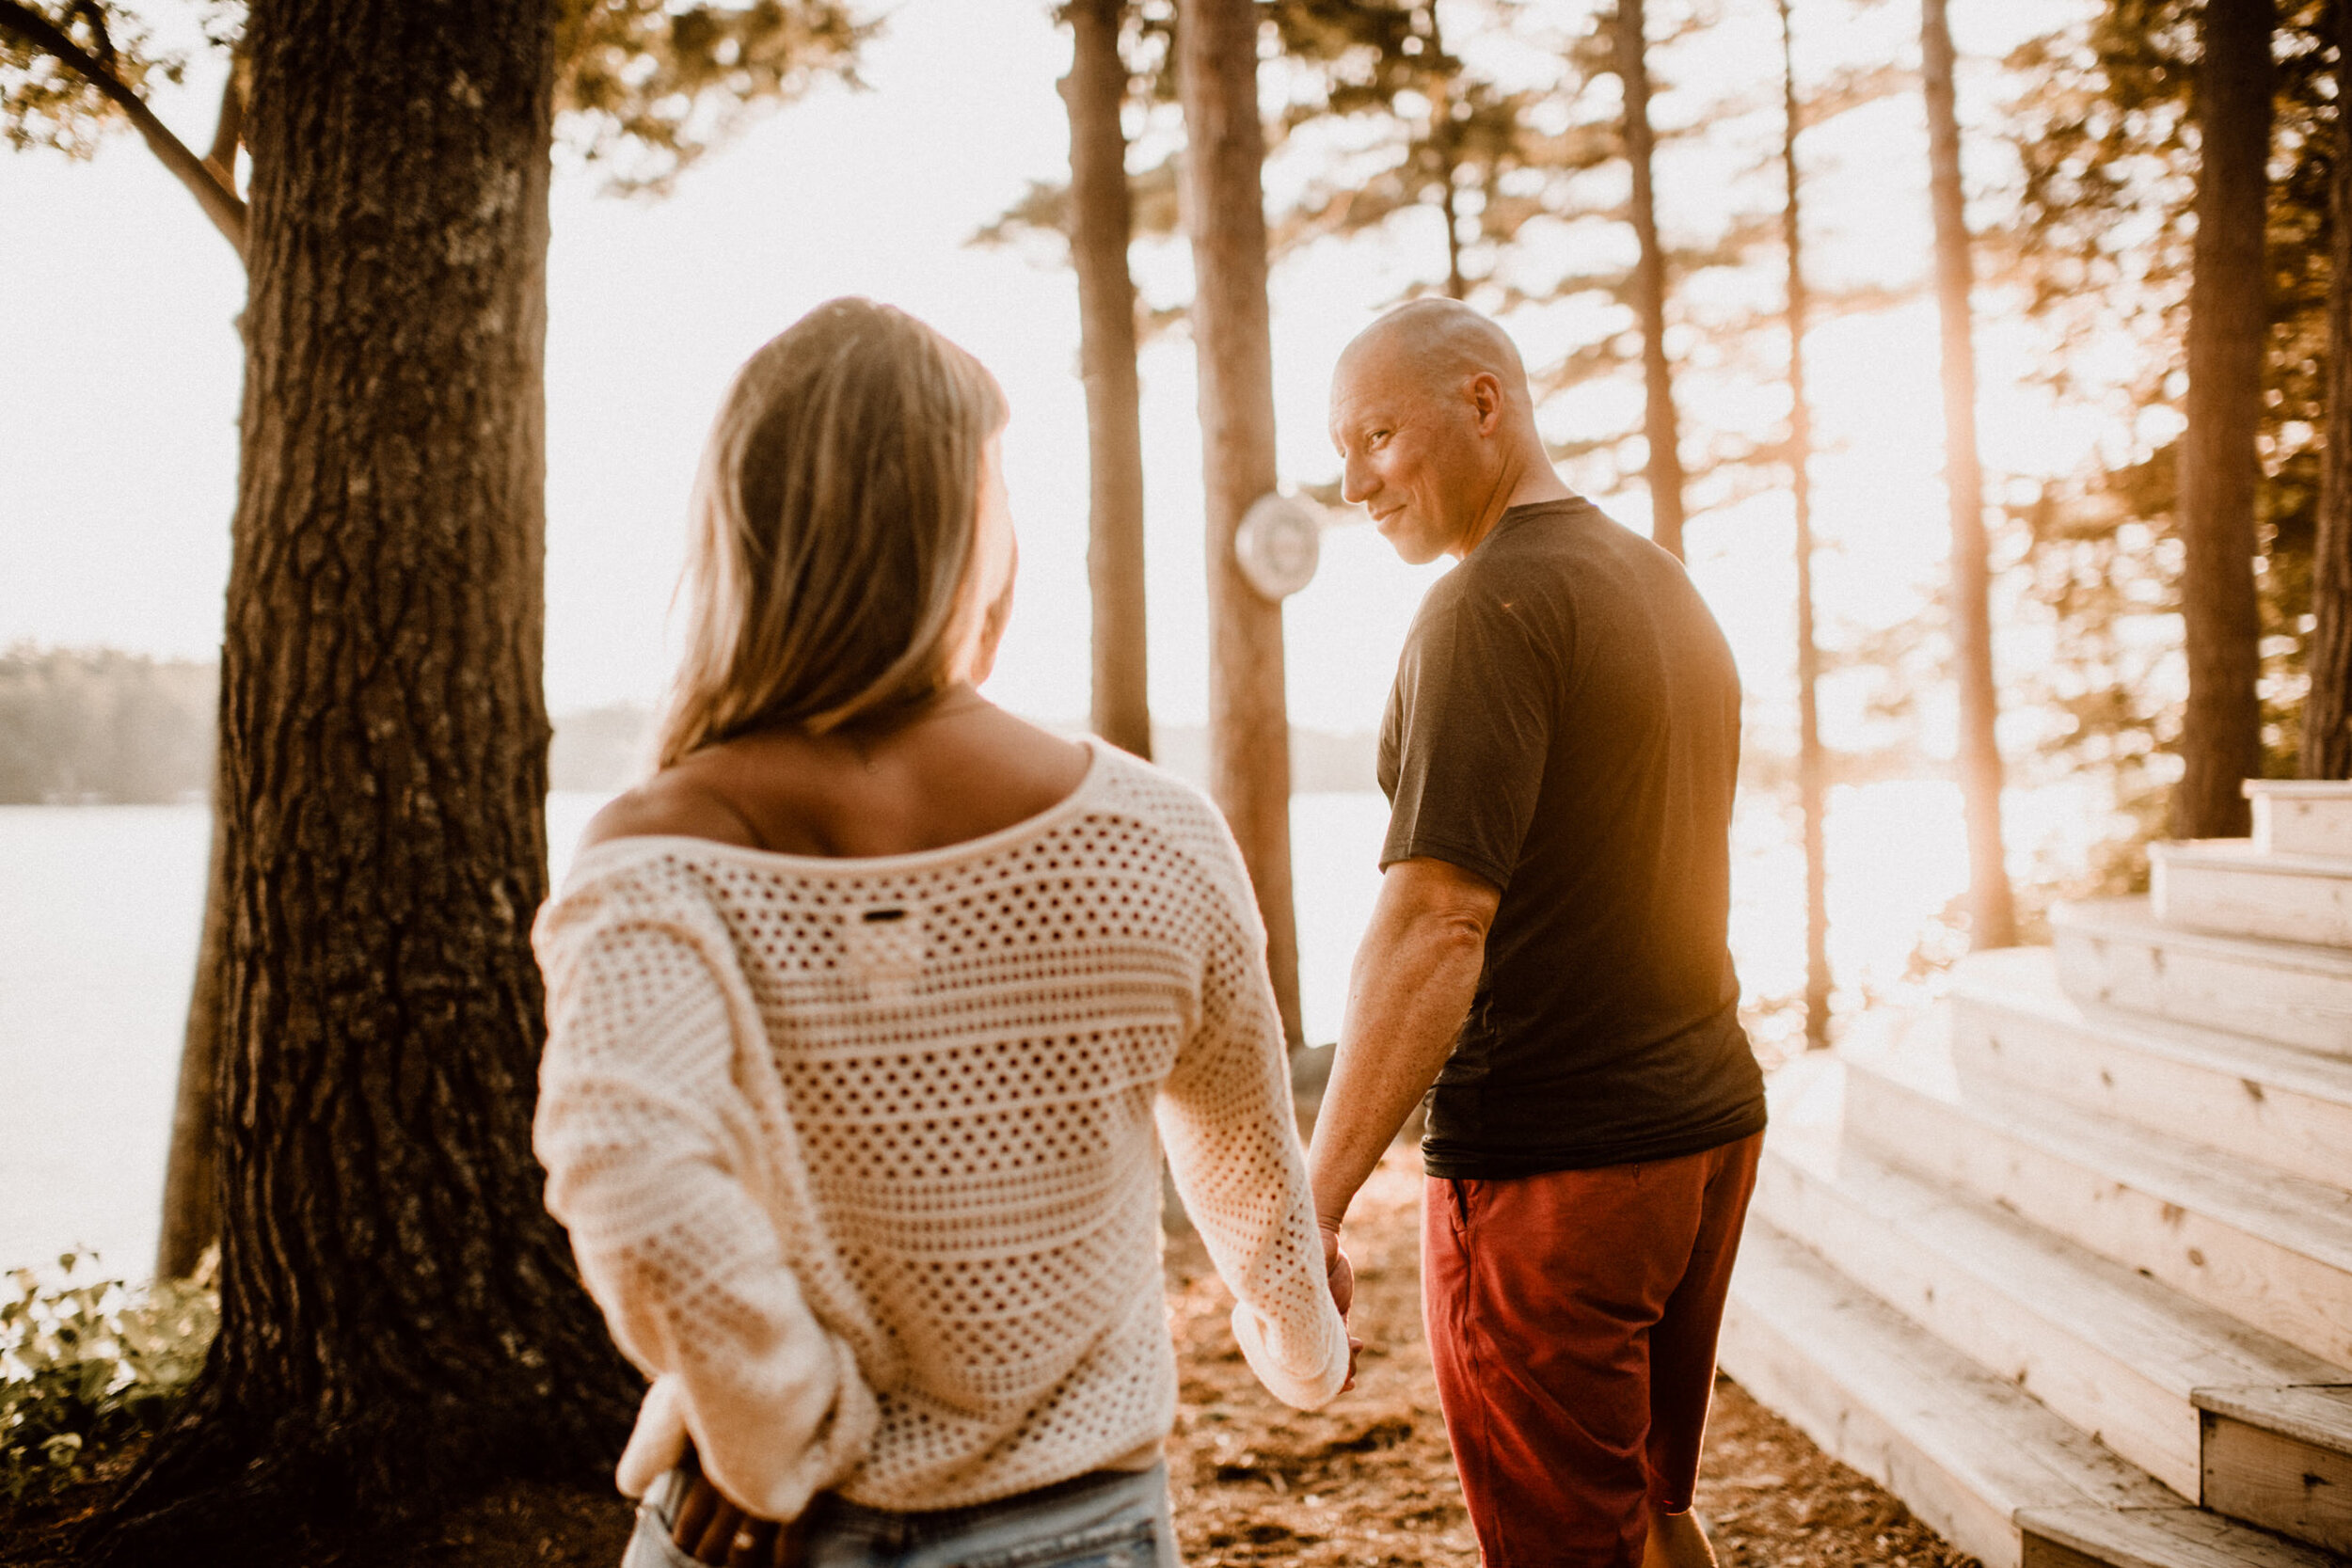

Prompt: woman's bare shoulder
xmin=577 ymin=763 xmax=765 ymax=854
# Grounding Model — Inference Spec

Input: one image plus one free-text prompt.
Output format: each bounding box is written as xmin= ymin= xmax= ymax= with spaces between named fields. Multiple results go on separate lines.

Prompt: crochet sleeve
xmin=1156 ymin=842 xmax=1351 ymax=1411
xmin=532 ymin=872 xmax=877 ymax=1521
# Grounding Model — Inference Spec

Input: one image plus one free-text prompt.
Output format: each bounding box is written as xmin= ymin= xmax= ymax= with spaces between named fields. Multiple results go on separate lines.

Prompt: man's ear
xmin=1469 ymin=372 xmax=1505 ymax=434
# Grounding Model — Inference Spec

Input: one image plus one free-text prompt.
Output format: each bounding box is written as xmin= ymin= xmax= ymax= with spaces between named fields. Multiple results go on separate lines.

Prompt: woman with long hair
xmin=532 ymin=298 xmax=1352 ymax=1568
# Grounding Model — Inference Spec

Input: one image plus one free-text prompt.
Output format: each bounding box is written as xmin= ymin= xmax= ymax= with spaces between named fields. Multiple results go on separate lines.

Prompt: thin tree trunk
xmin=1920 ymin=0 xmax=2017 ymax=947
xmin=1779 ymin=0 xmax=1830 ymax=1047
xmin=153 ymin=790 xmax=225 ymax=1279
xmin=2177 ymin=0 xmax=2273 ymax=836
xmin=1613 ymin=0 xmax=1686 ymax=561
xmin=2305 ymin=1 xmax=2352 ymax=778
xmin=1062 ymin=0 xmax=1152 ymax=761
xmin=1177 ymin=0 xmax=1305 ymax=1049
xmin=90 ymin=1 xmax=635 ymax=1557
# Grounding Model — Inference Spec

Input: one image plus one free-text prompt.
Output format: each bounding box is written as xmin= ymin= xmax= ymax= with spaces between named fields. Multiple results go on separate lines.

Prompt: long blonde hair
xmin=655 ymin=299 xmax=1009 ymax=768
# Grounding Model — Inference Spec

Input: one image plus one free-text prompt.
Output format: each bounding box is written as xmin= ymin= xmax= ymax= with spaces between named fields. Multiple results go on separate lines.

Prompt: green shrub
xmin=0 ymin=1249 xmax=219 ymax=1500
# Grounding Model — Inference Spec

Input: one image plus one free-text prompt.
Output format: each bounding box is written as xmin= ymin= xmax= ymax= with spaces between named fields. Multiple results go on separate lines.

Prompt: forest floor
xmin=1 ymin=1147 xmax=1978 ymax=1568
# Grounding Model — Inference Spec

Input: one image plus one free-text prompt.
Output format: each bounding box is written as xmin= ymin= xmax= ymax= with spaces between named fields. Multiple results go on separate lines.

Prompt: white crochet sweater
xmin=532 ymin=740 xmax=1349 ymax=1519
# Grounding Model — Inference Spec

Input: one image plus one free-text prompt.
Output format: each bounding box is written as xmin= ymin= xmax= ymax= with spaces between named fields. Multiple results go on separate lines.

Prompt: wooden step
xmin=1721 ymin=1220 xmax=2334 ymax=1568
xmin=2052 ymin=898 xmax=2352 ymax=1061
xmin=2018 ymin=1503 xmax=2338 ymax=1568
xmin=1753 ymin=1127 xmax=2346 ymax=1499
xmin=2248 ymin=781 xmax=2352 ymax=860
xmin=1946 ymin=947 xmax=2352 ymax=1191
xmin=2152 ymin=841 xmax=2352 ymax=949
xmin=2194 ymin=1384 xmax=2352 ymax=1555
xmin=1840 ymin=1013 xmax=2352 ymax=1370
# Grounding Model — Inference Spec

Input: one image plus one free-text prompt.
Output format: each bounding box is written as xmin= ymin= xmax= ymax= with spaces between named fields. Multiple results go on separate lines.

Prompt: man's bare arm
xmin=1307 ymin=857 xmax=1500 ymax=1245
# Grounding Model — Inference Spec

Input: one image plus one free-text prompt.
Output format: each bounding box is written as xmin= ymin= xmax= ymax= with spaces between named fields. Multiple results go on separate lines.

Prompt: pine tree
xmin=2176 ymin=0 xmax=2275 ymax=836
xmin=1613 ymin=0 xmax=1689 ymax=559
xmin=1178 ymin=0 xmax=1305 ymax=1049
xmin=1778 ymin=0 xmax=1831 ymax=1044
xmin=2304 ymin=0 xmax=2352 ymax=777
xmin=1921 ymin=0 xmax=2017 ymax=947
xmin=1060 ymin=0 xmax=1153 ymax=760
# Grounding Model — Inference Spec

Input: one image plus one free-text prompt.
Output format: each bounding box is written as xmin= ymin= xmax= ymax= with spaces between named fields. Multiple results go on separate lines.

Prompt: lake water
xmin=0 ymin=779 xmax=2094 ymax=1277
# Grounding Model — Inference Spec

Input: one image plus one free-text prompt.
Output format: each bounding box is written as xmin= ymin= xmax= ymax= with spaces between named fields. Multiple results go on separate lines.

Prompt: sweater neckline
xmin=565 ymin=735 xmax=1112 ymax=881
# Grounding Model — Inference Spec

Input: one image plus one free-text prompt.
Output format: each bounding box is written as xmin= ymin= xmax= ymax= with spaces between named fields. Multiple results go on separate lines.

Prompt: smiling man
xmin=1307 ymin=298 xmax=1767 ymax=1568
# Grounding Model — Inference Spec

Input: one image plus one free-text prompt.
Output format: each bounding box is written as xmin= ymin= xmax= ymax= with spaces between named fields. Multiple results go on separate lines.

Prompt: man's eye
xmin=1369 ymin=430 xmax=1391 ymax=448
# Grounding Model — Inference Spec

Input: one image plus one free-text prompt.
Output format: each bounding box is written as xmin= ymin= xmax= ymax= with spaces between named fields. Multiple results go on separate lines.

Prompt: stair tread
xmin=1727 ymin=1219 xmax=2176 ymax=1515
xmin=2018 ymin=1503 xmax=2343 ymax=1568
xmin=2057 ymin=897 xmax=2352 ymax=980
xmin=2192 ymin=1384 xmax=2352 ymax=1454
xmin=1763 ymin=1132 xmax=2348 ymax=1398
xmin=1949 ymin=947 xmax=2352 ymax=1107
xmin=2151 ymin=841 xmax=2352 ymax=878
xmin=2245 ymin=782 xmax=2352 ymax=800
xmin=1845 ymin=1011 xmax=2352 ymax=1277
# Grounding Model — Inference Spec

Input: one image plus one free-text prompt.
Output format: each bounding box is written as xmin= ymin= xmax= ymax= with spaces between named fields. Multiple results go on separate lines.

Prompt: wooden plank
xmin=1755 ymin=1140 xmax=2347 ymax=1499
xmin=2153 ymin=844 xmax=2352 ymax=950
xmin=1723 ymin=1221 xmax=2176 ymax=1568
xmin=1843 ymin=1061 xmax=2352 ymax=1370
xmin=2052 ymin=899 xmax=2352 ymax=1061
xmin=2201 ymin=1409 xmax=2352 ymax=1555
xmin=1947 ymin=950 xmax=2352 ymax=1192
xmin=2249 ymin=782 xmax=2352 ymax=860
xmin=2194 ymin=1384 xmax=2352 ymax=1452
xmin=2020 ymin=1504 xmax=2342 ymax=1568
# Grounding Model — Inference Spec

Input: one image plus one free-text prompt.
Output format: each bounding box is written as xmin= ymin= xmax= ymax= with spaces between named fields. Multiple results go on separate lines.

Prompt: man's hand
xmin=670 ymin=1450 xmax=806 ymax=1567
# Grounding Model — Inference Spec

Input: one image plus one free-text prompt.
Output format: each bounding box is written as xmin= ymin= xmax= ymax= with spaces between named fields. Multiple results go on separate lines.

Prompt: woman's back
xmin=534 ymin=739 xmax=1347 ymax=1517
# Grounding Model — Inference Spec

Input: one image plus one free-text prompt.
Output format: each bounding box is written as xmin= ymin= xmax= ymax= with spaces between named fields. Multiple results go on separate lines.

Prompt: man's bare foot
xmin=1640 ymin=1504 xmax=1718 ymax=1568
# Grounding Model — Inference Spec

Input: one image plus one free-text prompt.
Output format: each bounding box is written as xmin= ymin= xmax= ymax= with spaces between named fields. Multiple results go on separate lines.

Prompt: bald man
xmin=1306 ymin=299 xmax=1766 ymax=1568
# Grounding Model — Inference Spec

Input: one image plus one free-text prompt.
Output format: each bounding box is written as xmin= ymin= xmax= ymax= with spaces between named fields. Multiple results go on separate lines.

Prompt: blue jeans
xmin=623 ymin=1463 xmax=1180 ymax=1568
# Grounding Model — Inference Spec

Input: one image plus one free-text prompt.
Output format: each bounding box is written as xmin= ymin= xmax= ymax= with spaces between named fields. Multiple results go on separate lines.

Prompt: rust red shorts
xmin=1421 ymin=1132 xmax=1763 ymax=1568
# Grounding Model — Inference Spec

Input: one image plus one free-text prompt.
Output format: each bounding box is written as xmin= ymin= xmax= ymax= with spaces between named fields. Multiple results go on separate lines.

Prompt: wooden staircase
xmin=1720 ymin=781 xmax=2352 ymax=1567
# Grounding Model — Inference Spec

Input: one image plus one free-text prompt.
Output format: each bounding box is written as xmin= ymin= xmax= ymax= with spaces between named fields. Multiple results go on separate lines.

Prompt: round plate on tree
xmin=1234 ymin=493 xmax=1323 ymax=601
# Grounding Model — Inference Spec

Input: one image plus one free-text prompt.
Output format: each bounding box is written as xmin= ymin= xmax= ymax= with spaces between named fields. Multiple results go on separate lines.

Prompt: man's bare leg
xmin=1641 ymin=1505 xmax=1718 ymax=1568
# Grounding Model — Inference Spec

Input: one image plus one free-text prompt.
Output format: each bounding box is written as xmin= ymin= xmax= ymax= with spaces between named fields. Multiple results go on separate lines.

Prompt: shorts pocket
xmin=947 ymin=1515 xmax=1163 ymax=1568
xmin=621 ymin=1479 xmax=707 ymax=1568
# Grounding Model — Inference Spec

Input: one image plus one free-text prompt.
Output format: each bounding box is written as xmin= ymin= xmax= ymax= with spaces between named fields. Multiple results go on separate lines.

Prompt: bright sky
xmin=1 ymin=0 xmax=2100 ymax=748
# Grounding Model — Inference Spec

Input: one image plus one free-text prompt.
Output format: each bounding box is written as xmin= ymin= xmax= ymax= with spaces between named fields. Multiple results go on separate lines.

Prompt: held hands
xmin=1321 ymin=1218 xmax=1364 ymax=1393
xmin=670 ymin=1448 xmax=806 ymax=1568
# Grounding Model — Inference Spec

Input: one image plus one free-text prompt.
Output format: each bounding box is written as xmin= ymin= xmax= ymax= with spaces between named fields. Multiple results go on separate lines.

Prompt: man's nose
xmin=1341 ymin=456 xmax=1375 ymax=506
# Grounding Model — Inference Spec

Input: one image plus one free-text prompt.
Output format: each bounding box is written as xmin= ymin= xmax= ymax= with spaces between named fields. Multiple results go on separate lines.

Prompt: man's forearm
xmin=1306 ymin=871 xmax=1490 ymax=1232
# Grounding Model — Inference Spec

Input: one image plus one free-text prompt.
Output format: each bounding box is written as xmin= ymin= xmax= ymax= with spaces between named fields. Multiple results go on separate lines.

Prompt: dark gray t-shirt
xmin=1378 ymin=497 xmax=1766 ymax=1179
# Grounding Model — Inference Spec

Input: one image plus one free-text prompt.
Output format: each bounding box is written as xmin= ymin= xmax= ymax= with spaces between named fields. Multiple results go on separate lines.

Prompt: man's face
xmin=1327 ymin=349 xmax=1488 ymax=565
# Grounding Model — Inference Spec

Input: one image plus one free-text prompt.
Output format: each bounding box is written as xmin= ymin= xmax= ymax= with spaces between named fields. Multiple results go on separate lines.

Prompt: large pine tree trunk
xmin=1613 ymin=0 xmax=1687 ymax=561
xmin=1176 ymin=0 xmax=1305 ymax=1049
xmin=2177 ymin=0 xmax=2274 ymax=834
xmin=1063 ymin=0 xmax=1152 ymax=761
xmin=1920 ymin=0 xmax=2017 ymax=948
xmin=1780 ymin=0 xmax=1830 ymax=1047
xmin=90 ymin=1 xmax=636 ymax=1557
xmin=2302 ymin=3 xmax=2352 ymax=778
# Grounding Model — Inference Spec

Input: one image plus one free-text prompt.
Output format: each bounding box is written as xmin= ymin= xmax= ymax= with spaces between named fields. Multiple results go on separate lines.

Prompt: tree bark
xmin=1919 ymin=0 xmax=2017 ymax=947
xmin=1779 ymin=0 xmax=1830 ymax=1046
xmin=2306 ymin=2 xmax=2352 ymax=779
xmin=2177 ymin=0 xmax=2274 ymax=834
xmin=1062 ymin=0 xmax=1152 ymax=761
xmin=88 ymin=0 xmax=637 ymax=1558
xmin=153 ymin=791 xmax=224 ymax=1279
xmin=1176 ymin=0 xmax=1305 ymax=1049
xmin=1613 ymin=0 xmax=1686 ymax=561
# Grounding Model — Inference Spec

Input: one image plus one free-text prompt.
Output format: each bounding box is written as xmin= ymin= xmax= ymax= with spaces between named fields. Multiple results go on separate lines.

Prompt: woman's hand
xmin=670 ymin=1451 xmax=806 ymax=1568
xmin=1320 ymin=1220 xmax=1356 ymax=1319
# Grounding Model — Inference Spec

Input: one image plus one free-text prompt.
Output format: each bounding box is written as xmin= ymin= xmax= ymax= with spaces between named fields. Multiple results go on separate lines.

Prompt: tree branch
xmin=0 ymin=0 xmax=248 ymax=262
xmin=202 ymin=53 xmax=242 ymax=189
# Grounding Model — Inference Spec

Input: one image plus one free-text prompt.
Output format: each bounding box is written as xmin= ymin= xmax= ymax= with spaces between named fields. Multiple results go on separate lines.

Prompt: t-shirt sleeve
xmin=1380 ymin=578 xmax=1556 ymax=890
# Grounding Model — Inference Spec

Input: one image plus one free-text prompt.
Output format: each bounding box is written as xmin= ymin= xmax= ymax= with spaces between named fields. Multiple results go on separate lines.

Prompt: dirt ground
xmin=1158 ymin=1147 xmax=1979 ymax=1568
xmin=3 ymin=1146 xmax=1977 ymax=1568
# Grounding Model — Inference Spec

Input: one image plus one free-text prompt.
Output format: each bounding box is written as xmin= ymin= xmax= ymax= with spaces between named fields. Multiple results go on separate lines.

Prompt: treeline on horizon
xmin=1 ymin=645 xmax=1900 ymax=805
xmin=0 ymin=652 xmax=1406 ymax=803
